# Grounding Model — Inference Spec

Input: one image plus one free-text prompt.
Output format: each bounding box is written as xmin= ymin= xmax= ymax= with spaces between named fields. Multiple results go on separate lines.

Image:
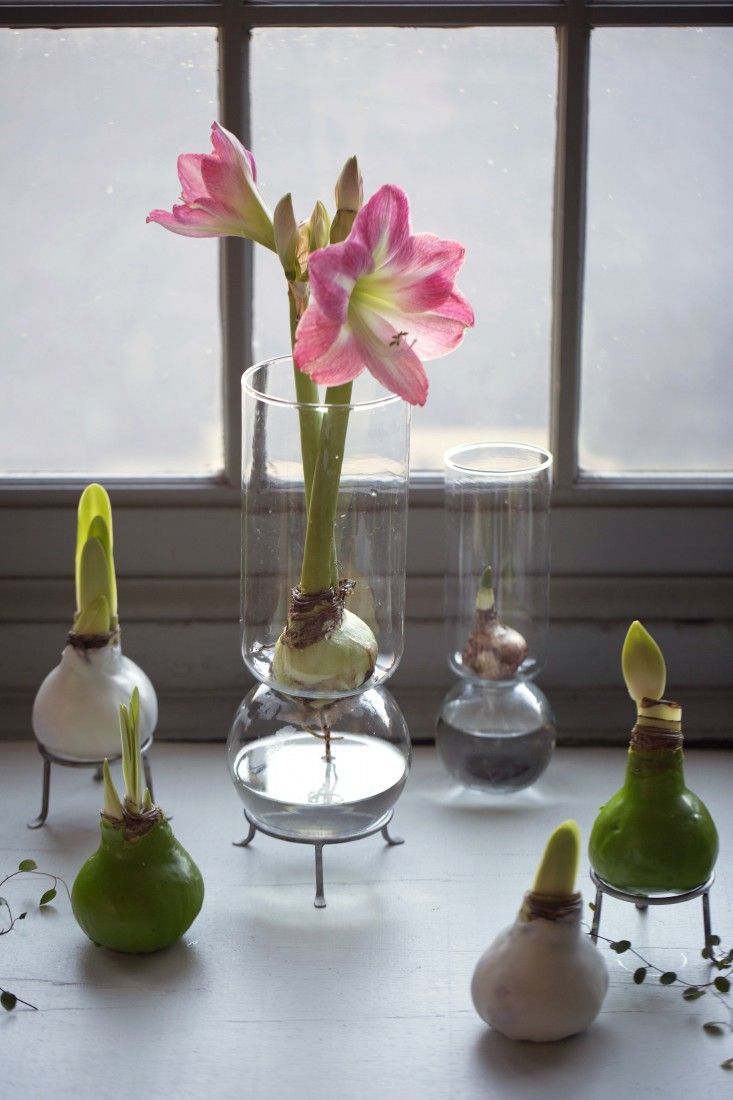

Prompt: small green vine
xmin=591 ymin=921 xmax=733 ymax=1071
xmin=1 ymin=859 xmax=69 ymax=1012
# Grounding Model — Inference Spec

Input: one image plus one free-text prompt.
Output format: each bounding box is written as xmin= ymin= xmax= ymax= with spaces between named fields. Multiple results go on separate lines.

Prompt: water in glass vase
xmin=231 ymin=731 xmax=408 ymax=841
xmin=435 ymin=680 xmax=555 ymax=793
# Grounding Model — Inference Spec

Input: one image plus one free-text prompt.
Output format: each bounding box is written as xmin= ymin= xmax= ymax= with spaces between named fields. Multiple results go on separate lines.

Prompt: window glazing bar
xmin=4 ymin=2 xmax=729 ymax=28
xmin=220 ymin=3 xmax=253 ymax=487
xmin=549 ymin=0 xmax=589 ymax=490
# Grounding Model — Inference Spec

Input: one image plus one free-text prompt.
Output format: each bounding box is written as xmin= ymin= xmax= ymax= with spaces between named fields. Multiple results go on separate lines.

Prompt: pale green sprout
xmin=73 ymin=484 xmax=118 ymax=632
xmin=102 ymin=759 xmax=124 ymax=821
xmin=475 ymin=565 xmax=495 ymax=612
xmin=622 ymin=620 xmax=667 ymax=705
xmin=103 ymin=688 xmax=152 ymax=819
xmin=532 ymin=820 xmax=580 ymax=898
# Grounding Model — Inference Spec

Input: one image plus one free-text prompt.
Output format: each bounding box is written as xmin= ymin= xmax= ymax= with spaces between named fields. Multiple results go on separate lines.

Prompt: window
xmin=2 ymin=0 xmax=731 ymax=742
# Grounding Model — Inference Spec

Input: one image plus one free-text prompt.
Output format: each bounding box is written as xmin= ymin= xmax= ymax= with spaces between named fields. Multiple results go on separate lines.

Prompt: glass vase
xmin=436 ymin=442 xmax=556 ymax=793
xmin=228 ymin=356 xmax=412 ymax=842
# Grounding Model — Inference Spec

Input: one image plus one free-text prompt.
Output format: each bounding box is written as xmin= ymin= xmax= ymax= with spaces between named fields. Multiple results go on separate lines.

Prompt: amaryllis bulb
xmin=471 ymin=820 xmax=608 ymax=1042
xmin=32 ymin=483 xmax=158 ymax=762
xmin=272 ymin=608 xmax=377 ymax=695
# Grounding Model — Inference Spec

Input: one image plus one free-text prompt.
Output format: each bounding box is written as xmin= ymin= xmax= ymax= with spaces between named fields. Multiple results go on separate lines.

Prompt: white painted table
xmin=2 ymin=743 xmax=732 ymax=1099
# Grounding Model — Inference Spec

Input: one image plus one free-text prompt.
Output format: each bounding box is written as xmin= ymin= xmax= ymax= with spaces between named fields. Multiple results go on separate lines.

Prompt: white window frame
xmin=2 ymin=0 xmax=732 ymax=743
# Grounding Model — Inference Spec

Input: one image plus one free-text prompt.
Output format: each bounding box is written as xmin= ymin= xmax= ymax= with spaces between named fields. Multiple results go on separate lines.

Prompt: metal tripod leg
xmin=314 ymin=844 xmax=326 ymax=909
xmin=590 ymin=885 xmax=603 ymax=942
xmin=382 ymin=822 xmax=405 ymax=846
xmin=28 ymin=756 xmax=52 ymax=830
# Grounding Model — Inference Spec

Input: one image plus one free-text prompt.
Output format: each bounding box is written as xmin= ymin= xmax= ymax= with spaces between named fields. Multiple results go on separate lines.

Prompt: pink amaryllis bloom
xmin=147 ymin=122 xmax=275 ymax=250
xmin=293 ymin=184 xmax=474 ymax=406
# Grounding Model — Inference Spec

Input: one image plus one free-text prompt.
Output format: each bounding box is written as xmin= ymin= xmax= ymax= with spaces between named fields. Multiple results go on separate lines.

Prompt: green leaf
xmin=39 ymin=888 xmax=56 ymax=907
xmin=708 ymin=935 xmax=722 ymax=947
xmin=622 ymin=620 xmax=666 ymax=703
xmin=1 ymin=991 xmax=17 ymax=1011
xmin=611 ymin=940 xmax=632 ymax=954
xmin=18 ymin=859 xmax=37 ymax=872
xmin=77 ymin=537 xmax=111 ymax=622
xmin=76 ymin=484 xmax=115 ymax=615
xmin=721 ymin=1059 xmax=733 ymax=1070
xmin=634 ymin=967 xmax=647 ymax=985
xmin=683 ymin=987 xmax=706 ymax=1001
xmin=18 ymin=912 xmax=27 ymax=920
xmin=588 ymin=902 xmax=596 ymax=912
xmin=704 ymin=1022 xmax=725 ymax=1036
xmin=714 ymin=977 xmax=731 ymax=994
xmin=702 ymin=947 xmax=711 ymax=960
xmin=73 ymin=594 xmax=111 ymax=635
xmin=660 ymin=972 xmax=677 ymax=985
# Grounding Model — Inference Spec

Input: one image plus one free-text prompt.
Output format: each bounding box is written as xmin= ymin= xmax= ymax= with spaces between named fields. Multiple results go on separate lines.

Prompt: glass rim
xmin=242 ymin=356 xmax=403 ymax=412
xmin=443 ymin=441 xmax=553 ymax=476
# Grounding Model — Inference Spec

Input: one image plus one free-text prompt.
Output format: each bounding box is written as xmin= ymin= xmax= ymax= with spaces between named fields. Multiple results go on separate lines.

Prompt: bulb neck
xmin=630 ymin=696 xmax=683 ymax=753
xmin=67 ymin=626 xmax=120 ymax=652
xmin=626 ymin=699 xmax=686 ymax=785
xmin=521 ymin=890 xmax=582 ymax=924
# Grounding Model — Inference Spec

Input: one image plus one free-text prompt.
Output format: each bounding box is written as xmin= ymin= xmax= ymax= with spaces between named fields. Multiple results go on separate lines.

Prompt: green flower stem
xmin=288 ymin=287 xmax=321 ymax=510
xmin=299 ymin=381 xmax=353 ymax=594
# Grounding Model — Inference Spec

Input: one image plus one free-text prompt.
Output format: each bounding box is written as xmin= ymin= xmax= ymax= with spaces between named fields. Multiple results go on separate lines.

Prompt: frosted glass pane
xmin=0 ymin=28 xmax=222 ymax=478
xmin=252 ymin=28 xmax=556 ymax=470
xmin=581 ymin=28 xmax=733 ymax=475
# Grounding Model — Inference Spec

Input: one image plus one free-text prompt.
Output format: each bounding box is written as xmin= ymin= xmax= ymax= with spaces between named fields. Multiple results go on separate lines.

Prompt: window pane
xmin=252 ymin=27 xmax=556 ymax=469
xmin=0 ymin=28 xmax=222 ymax=478
xmin=581 ymin=28 xmax=733 ymax=476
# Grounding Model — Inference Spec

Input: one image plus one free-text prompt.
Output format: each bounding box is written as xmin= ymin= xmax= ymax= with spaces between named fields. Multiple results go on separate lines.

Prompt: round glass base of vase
xmin=435 ymin=678 xmax=555 ymax=793
xmin=228 ymin=683 xmax=411 ymax=843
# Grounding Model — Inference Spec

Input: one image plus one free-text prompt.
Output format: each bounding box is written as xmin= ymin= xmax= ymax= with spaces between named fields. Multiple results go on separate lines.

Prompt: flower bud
xmin=308 ymin=201 xmax=331 ymax=253
xmin=273 ymin=193 xmax=300 ymax=279
xmin=334 ymin=155 xmax=363 ymax=213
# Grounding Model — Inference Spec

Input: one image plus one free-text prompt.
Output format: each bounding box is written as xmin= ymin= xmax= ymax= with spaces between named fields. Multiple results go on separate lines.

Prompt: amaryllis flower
xmin=147 ymin=122 xmax=275 ymax=250
xmin=293 ymin=184 xmax=474 ymax=406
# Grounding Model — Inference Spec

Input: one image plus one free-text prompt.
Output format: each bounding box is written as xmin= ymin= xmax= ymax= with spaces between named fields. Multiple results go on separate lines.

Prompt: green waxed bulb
xmin=590 ymin=625 xmax=718 ymax=894
xmin=72 ymin=688 xmax=204 ymax=953
xmin=72 ymin=817 xmax=204 ymax=954
xmin=588 ymin=748 xmax=718 ymax=894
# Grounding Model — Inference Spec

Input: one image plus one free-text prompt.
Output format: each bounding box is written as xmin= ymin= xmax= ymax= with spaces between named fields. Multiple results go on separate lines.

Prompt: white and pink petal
xmin=294 ymin=304 xmax=366 ymax=387
xmin=308 ymin=238 xmax=374 ymax=323
xmin=352 ymin=185 xmax=411 ymax=267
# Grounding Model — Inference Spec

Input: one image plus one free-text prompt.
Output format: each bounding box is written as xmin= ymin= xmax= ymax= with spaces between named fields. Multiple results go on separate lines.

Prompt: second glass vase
xmin=436 ymin=442 xmax=556 ymax=793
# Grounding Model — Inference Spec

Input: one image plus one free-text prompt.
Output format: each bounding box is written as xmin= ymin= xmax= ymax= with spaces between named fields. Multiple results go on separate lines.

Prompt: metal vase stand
xmin=234 ymin=808 xmax=404 ymax=909
xmin=589 ymin=867 xmax=720 ymax=958
xmin=28 ymin=738 xmax=154 ymax=829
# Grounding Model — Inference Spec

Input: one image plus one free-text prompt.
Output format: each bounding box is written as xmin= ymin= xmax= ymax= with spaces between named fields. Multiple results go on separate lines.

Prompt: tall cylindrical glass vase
xmin=228 ymin=357 xmax=412 ymax=842
xmin=436 ymin=442 xmax=555 ymax=793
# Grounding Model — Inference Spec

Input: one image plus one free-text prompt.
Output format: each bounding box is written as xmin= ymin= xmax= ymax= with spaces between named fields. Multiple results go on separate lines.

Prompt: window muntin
xmin=0 ymin=26 xmax=222 ymax=478
xmin=580 ymin=26 xmax=733 ymax=476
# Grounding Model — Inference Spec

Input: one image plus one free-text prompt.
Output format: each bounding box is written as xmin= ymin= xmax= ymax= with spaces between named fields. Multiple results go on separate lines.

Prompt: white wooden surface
xmin=2 ymin=742 xmax=732 ymax=1099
